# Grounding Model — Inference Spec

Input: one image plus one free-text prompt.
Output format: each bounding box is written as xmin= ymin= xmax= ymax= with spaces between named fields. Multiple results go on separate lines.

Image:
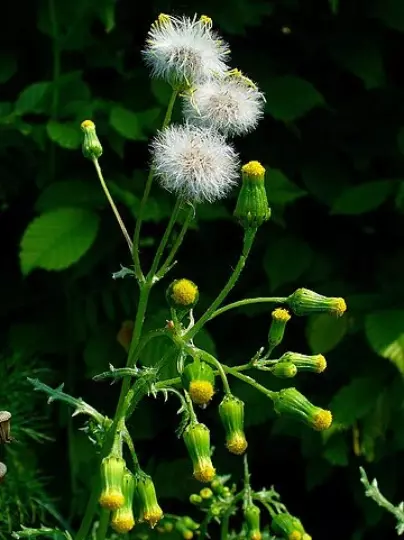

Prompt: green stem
xmin=194 ymin=348 xmax=231 ymax=394
xmin=127 ymin=284 xmax=152 ymax=368
xmin=132 ymin=89 xmax=179 ymax=282
xmin=184 ymin=227 xmax=257 ymax=341
xmin=199 ymin=511 xmax=213 ymax=540
xmin=147 ymin=197 xmax=182 ymax=278
xmin=96 ymin=510 xmax=110 ymax=540
xmin=127 ymin=327 xmax=168 ymax=367
xmin=92 ymin=158 xmax=133 ymax=254
xmin=209 ymin=296 xmax=287 ymax=321
xmin=123 ymin=428 xmax=140 ymax=471
xmin=220 ymin=493 xmax=243 ymax=540
xmin=156 ymin=203 xmax=194 ymax=279
xmin=222 ymin=365 xmax=275 ymax=399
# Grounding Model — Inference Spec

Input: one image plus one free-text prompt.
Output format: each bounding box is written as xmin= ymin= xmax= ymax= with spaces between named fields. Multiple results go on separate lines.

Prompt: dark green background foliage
xmin=2 ymin=0 xmax=404 ymax=538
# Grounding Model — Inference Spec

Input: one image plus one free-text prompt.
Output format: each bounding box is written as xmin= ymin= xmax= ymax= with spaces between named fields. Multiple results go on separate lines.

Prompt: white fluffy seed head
xmin=151 ymin=124 xmax=240 ymax=203
xmin=182 ymin=70 xmax=265 ymax=136
xmin=143 ymin=14 xmax=230 ymax=86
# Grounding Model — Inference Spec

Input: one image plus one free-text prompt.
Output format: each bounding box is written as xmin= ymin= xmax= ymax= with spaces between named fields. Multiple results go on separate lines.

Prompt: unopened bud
xmin=268 ymin=308 xmax=291 ymax=350
xmin=166 ymin=278 xmax=199 ymax=312
xmin=183 ymin=422 xmax=216 ymax=483
xmin=271 ymin=513 xmax=305 ymax=540
xmin=287 ymin=288 xmax=346 ymax=317
xmin=272 ymin=361 xmax=297 ymax=379
xmin=273 ymin=388 xmax=332 ymax=431
xmin=81 ymin=120 xmax=103 ymax=160
xmin=199 ymin=487 xmax=213 ymax=499
xmin=99 ymin=455 xmax=126 ymax=510
xmin=182 ymin=360 xmax=215 ymax=406
xmin=135 ymin=472 xmax=163 ymax=528
xmin=234 ymin=161 xmax=271 ymax=229
xmin=219 ymin=395 xmax=248 ymax=455
xmin=244 ymin=503 xmax=261 ymax=540
xmin=111 ymin=470 xmax=136 ymax=534
xmin=280 ymin=352 xmax=327 ymax=374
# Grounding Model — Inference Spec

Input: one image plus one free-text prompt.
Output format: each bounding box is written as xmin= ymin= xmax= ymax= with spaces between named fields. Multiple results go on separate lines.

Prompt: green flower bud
xmin=182 ymin=517 xmax=200 ymax=531
xmin=244 ymin=503 xmax=261 ymax=540
xmin=99 ymin=455 xmax=126 ymax=510
xmin=287 ymin=288 xmax=347 ymax=317
xmin=273 ymin=388 xmax=332 ymax=431
xmin=175 ymin=521 xmax=195 ymax=540
xmin=157 ymin=519 xmax=174 ymax=533
xmin=182 ymin=359 xmax=215 ymax=406
xmin=135 ymin=472 xmax=163 ymax=528
xmin=268 ymin=308 xmax=291 ymax=349
xmin=234 ymin=161 xmax=271 ymax=229
xmin=219 ymin=395 xmax=248 ymax=455
xmin=280 ymin=352 xmax=327 ymax=373
xmin=111 ymin=470 xmax=136 ymax=534
xmin=166 ymin=278 xmax=199 ymax=312
xmin=272 ymin=362 xmax=297 ymax=379
xmin=199 ymin=487 xmax=213 ymax=499
xmin=190 ymin=493 xmax=203 ymax=505
xmin=271 ymin=513 xmax=305 ymax=540
xmin=81 ymin=120 xmax=103 ymax=160
xmin=183 ymin=422 xmax=216 ymax=483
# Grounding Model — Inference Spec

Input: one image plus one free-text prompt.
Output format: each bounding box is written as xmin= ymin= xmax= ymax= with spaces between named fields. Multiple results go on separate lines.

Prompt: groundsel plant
xmin=14 ymin=13 xmax=348 ymax=540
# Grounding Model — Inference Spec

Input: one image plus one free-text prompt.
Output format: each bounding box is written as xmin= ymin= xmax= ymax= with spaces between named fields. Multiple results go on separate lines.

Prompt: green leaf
xmin=151 ymin=79 xmax=173 ymax=106
xmin=263 ymin=235 xmax=313 ymax=291
xmin=19 ymin=208 xmax=100 ymax=275
xmin=330 ymin=376 xmax=382 ymax=428
xmin=330 ymin=181 xmax=395 ymax=215
xmin=46 ymin=120 xmax=81 ymax=150
xmin=265 ymin=168 xmax=307 ymax=205
xmin=0 ymin=53 xmax=17 ymax=84
xmin=323 ymin=434 xmax=349 ymax=466
xmin=109 ymin=106 xmax=145 ymax=140
xmin=306 ymin=313 xmax=348 ymax=354
xmin=330 ymin=37 xmax=384 ymax=89
xmin=15 ymin=81 xmax=51 ymax=115
xmin=365 ymin=310 xmax=404 ymax=375
xmin=329 ymin=0 xmax=339 ymax=14
xmin=264 ymin=76 xmax=325 ymax=122
xmin=95 ymin=0 xmax=116 ymax=32
xmin=35 ymin=181 xmax=105 ymax=212
xmin=371 ymin=0 xmax=404 ymax=32
xmin=301 ymin=156 xmax=352 ymax=206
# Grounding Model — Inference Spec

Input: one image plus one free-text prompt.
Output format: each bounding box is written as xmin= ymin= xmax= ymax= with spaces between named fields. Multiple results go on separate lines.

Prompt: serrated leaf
xmin=265 ymin=168 xmax=307 ymax=205
xmin=306 ymin=314 xmax=348 ymax=353
xmin=330 ymin=376 xmax=382 ymax=428
xmin=109 ymin=106 xmax=145 ymax=140
xmin=264 ymin=76 xmax=325 ymax=122
xmin=20 ymin=208 xmax=100 ymax=275
xmin=35 ymin=181 xmax=105 ymax=212
xmin=263 ymin=235 xmax=313 ymax=291
xmin=365 ymin=310 xmax=404 ymax=375
xmin=15 ymin=81 xmax=51 ymax=115
xmin=0 ymin=53 xmax=17 ymax=84
xmin=331 ymin=181 xmax=395 ymax=215
xmin=46 ymin=120 xmax=81 ymax=150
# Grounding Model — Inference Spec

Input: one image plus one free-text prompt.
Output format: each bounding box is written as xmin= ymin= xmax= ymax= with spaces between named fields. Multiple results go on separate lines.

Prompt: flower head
xmin=143 ymin=14 xmax=230 ymax=86
xmin=151 ymin=124 xmax=239 ymax=203
xmin=182 ymin=360 xmax=215 ymax=405
xmin=183 ymin=70 xmax=265 ymax=136
xmin=183 ymin=422 xmax=216 ymax=482
xmin=167 ymin=278 xmax=199 ymax=310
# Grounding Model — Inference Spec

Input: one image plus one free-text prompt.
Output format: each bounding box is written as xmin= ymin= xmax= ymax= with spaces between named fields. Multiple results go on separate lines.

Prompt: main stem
xmin=184 ymin=227 xmax=257 ymax=340
xmin=132 ymin=88 xmax=179 ymax=281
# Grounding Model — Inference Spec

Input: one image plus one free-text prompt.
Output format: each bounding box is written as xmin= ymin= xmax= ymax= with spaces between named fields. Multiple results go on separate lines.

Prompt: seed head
xmin=151 ymin=123 xmax=239 ymax=203
xmin=183 ymin=70 xmax=265 ymax=136
xmin=143 ymin=14 xmax=230 ymax=87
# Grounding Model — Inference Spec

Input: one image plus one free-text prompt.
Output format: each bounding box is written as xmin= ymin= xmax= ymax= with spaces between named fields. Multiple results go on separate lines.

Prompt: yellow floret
xmin=272 ymin=307 xmax=291 ymax=322
xmin=315 ymin=354 xmax=327 ymax=373
xmin=226 ymin=433 xmax=248 ymax=455
xmin=241 ymin=161 xmax=265 ymax=178
xmin=250 ymin=532 xmax=262 ymax=540
xmin=332 ymin=298 xmax=347 ymax=317
xmin=288 ymin=532 xmax=302 ymax=540
xmin=312 ymin=410 xmax=332 ymax=431
xmin=171 ymin=279 xmax=198 ymax=306
xmin=183 ymin=531 xmax=194 ymax=540
xmin=144 ymin=507 xmax=164 ymax=528
xmin=194 ymin=461 xmax=216 ymax=483
xmin=81 ymin=119 xmax=95 ymax=130
xmin=99 ymin=490 xmax=124 ymax=510
xmin=111 ymin=514 xmax=135 ymax=534
xmin=189 ymin=380 xmax=214 ymax=405
xmin=200 ymin=15 xmax=213 ymax=27
xmin=200 ymin=487 xmax=213 ymax=499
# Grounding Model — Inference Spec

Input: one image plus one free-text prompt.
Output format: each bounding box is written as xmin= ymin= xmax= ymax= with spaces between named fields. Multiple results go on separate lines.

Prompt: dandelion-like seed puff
xmin=151 ymin=124 xmax=239 ymax=203
xmin=183 ymin=70 xmax=265 ymax=137
xmin=143 ymin=14 xmax=230 ymax=86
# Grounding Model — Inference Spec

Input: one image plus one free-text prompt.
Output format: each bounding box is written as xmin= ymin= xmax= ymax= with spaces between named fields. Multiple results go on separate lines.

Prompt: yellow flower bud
xmin=273 ymin=388 xmax=332 ymax=431
xmin=167 ymin=278 xmax=199 ymax=311
xmin=111 ymin=471 xmax=136 ymax=534
xmin=99 ymin=455 xmax=126 ymax=510
xmin=80 ymin=120 xmax=103 ymax=160
xmin=271 ymin=513 xmax=305 ymax=540
xmin=234 ymin=161 xmax=271 ymax=229
xmin=268 ymin=308 xmax=291 ymax=350
xmin=183 ymin=423 xmax=216 ymax=483
xmin=182 ymin=360 xmax=215 ymax=406
xmin=287 ymin=288 xmax=347 ymax=317
xmin=135 ymin=473 xmax=163 ymax=528
xmin=280 ymin=352 xmax=327 ymax=374
xmin=219 ymin=395 xmax=248 ymax=455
